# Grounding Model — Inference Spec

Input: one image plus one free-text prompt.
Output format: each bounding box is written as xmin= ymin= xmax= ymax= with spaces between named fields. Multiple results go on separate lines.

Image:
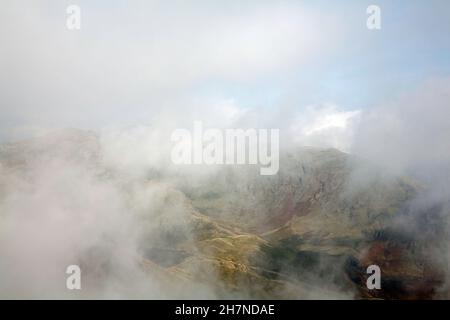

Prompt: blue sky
xmin=192 ymin=0 xmax=450 ymax=111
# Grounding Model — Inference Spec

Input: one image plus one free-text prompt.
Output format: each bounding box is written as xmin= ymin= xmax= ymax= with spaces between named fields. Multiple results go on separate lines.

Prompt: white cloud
xmin=352 ymin=77 xmax=450 ymax=177
xmin=0 ymin=1 xmax=343 ymax=139
xmin=288 ymin=104 xmax=361 ymax=152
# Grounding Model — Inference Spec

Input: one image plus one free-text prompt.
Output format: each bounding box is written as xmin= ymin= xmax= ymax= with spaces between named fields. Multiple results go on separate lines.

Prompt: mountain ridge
xmin=0 ymin=129 xmax=445 ymax=299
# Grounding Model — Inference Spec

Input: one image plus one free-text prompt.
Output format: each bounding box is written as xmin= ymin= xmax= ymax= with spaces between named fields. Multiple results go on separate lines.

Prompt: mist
xmin=1 ymin=1 xmax=450 ymax=299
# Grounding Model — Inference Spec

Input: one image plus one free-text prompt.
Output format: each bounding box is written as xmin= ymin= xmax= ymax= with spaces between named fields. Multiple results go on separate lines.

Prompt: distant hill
xmin=0 ymin=129 xmax=445 ymax=299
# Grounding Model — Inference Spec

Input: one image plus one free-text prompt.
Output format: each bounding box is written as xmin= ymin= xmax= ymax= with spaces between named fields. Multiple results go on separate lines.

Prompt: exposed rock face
xmin=0 ymin=130 xmax=446 ymax=299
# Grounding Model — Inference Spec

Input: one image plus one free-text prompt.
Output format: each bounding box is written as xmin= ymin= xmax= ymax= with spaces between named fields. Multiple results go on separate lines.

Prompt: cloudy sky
xmin=1 ymin=0 xmax=450 ymax=299
xmin=1 ymin=0 xmax=449 ymax=150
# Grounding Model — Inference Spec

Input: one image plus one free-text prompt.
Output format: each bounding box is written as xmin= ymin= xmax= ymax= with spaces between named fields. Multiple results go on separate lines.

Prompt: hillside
xmin=0 ymin=129 xmax=445 ymax=299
